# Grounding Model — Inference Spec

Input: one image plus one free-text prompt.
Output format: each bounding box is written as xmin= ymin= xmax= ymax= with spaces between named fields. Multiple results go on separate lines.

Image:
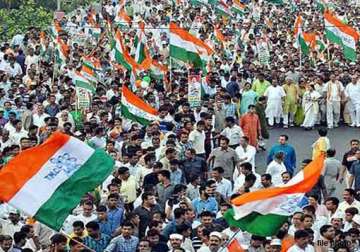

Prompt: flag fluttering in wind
xmin=87 ymin=9 xmax=101 ymax=39
xmin=231 ymin=0 xmax=246 ymax=16
xmin=324 ymin=10 xmax=359 ymax=61
xmin=50 ymin=20 xmax=62 ymax=39
xmin=114 ymin=7 xmax=132 ymax=29
xmin=293 ymin=15 xmax=310 ymax=55
xmin=121 ymin=85 xmax=159 ymax=125
xmin=80 ymin=56 xmax=102 ymax=83
xmin=0 ymin=132 xmax=114 ymax=230
xmin=54 ymin=37 xmax=69 ymax=65
xmin=224 ymin=154 xmax=325 ymax=236
xmin=73 ymin=71 xmax=96 ymax=94
xmin=134 ymin=22 xmax=152 ymax=70
xmin=111 ymin=29 xmax=139 ymax=72
xmin=215 ymin=0 xmax=232 ymax=18
xmin=214 ymin=25 xmax=226 ymax=46
xmin=169 ymin=22 xmax=213 ymax=72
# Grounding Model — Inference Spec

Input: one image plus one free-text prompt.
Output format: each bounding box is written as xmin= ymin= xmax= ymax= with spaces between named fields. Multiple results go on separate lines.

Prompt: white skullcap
xmin=170 ymin=233 xmax=183 ymax=240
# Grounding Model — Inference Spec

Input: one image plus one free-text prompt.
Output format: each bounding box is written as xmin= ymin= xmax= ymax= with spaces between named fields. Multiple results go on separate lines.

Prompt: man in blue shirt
xmin=104 ymin=222 xmax=139 ymax=252
xmin=106 ymin=193 xmax=124 ymax=235
xmin=267 ymin=134 xmax=296 ymax=175
xmin=83 ymin=221 xmax=111 ymax=252
xmin=192 ymin=185 xmax=218 ymax=217
xmin=96 ymin=205 xmax=112 ymax=237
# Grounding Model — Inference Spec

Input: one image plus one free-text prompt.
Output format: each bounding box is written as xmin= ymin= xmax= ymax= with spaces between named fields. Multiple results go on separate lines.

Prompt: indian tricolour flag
xmin=0 ymin=132 xmax=114 ymax=230
xmin=324 ymin=10 xmax=359 ymax=61
xmin=73 ymin=71 xmax=96 ymax=94
xmin=111 ymin=30 xmax=138 ymax=72
xmin=293 ymin=15 xmax=309 ymax=55
xmin=87 ymin=10 xmax=101 ymax=39
xmin=114 ymin=7 xmax=131 ymax=28
xmin=81 ymin=56 xmax=102 ymax=83
xmin=215 ymin=0 xmax=232 ymax=18
xmin=214 ymin=25 xmax=226 ymax=45
xmin=191 ymin=0 xmax=218 ymax=6
xmin=170 ymin=22 xmax=213 ymax=72
xmin=54 ymin=37 xmax=69 ymax=65
xmin=134 ymin=22 xmax=152 ymax=70
xmin=50 ymin=20 xmax=62 ymax=39
xmin=231 ymin=0 xmax=246 ymax=16
xmin=316 ymin=0 xmax=328 ymax=12
xmin=150 ymin=60 xmax=168 ymax=80
xmin=121 ymin=85 xmax=158 ymax=125
xmin=224 ymin=154 xmax=324 ymax=236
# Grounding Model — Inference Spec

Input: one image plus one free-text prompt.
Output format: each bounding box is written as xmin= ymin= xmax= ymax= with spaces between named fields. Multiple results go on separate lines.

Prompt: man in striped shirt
xmin=83 ymin=221 xmax=111 ymax=252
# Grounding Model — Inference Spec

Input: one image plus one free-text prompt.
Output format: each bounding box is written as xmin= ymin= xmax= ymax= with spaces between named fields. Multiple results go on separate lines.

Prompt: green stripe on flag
xmin=267 ymin=0 xmax=283 ymax=4
xmin=343 ymin=44 xmax=357 ymax=62
xmin=325 ymin=28 xmax=343 ymax=46
xmin=298 ymin=34 xmax=309 ymax=55
xmin=121 ymin=105 xmax=152 ymax=126
xmin=224 ymin=208 xmax=289 ymax=237
xmin=170 ymin=44 xmax=205 ymax=70
xmin=75 ymin=79 xmax=96 ymax=94
xmin=34 ymin=149 xmax=114 ymax=230
xmin=231 ymin=6 xmax=245 ymax=16
xmin=115 ymin=49 xmax=132 ymax=71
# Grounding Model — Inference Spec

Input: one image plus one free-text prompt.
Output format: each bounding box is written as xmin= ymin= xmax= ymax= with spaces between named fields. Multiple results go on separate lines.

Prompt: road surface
xmin=255 ymin=126 xmax=359 ymax=198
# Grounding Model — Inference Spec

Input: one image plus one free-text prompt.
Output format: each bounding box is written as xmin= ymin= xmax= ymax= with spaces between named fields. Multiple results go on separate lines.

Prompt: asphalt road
xmin=255 ymin=126 xmax=360 ymax=198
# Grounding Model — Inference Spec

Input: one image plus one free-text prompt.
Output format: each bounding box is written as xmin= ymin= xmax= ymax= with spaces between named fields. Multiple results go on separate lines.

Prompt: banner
xmin=188 ymin=75 xmax=202 ymax=108
xmin=256 ymin=37 xmax=270 ymax=66
xmin=76 ymin=87 xmax=91 ymax=110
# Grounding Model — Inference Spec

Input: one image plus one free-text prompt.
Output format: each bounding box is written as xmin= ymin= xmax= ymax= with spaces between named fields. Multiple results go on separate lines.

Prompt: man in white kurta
xmin=264 ymin=81 xmax=286 ymax=126
xmin=325 ymin=74 xmax=344 ymax=128
xmin=234 ymin=136 xmax=256 ymax=174
xmin=345 ymin=76 xmax=360 ymax=127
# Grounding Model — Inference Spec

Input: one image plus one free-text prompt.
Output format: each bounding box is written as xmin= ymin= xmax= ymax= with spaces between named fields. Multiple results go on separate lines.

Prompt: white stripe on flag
xmin=9 ymin=137 xmax=94 ymax=216
xmin=233 ymin=193 xmax=304 ymax=219
xmin=170 ymin=33 xmax=200 ymax=54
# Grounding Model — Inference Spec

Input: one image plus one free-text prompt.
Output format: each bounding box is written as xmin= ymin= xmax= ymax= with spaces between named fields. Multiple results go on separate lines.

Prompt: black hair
xmin=294 ymin=230 xmax=309 ymax=239
xmin=85 ymin=221 xmax=100 ymax=230
xmin=72 ymin=221 xmax=85 ymax=228
xmin=318 ymin=127 xmax=328 ymax=137
xmin=212 ymin=166 xmax=224 ymax=174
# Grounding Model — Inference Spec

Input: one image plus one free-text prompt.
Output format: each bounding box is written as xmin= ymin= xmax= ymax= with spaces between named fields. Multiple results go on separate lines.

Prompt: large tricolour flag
xmin=224 ymin=154 xmax=324 ymax=236
xmin=0 ymin=132 xmax=114 ymax=230
xmin=121 ymin=85 xmax=158 ymax=125
xmin=170 ymin=22 xmax=213 ymax=72
xmin=324 ymin=10 xmax=359 ymax=61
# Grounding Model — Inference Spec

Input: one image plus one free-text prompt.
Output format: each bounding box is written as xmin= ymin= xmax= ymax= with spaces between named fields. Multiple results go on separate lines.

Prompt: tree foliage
xmin=0 ymin=0 xmax=53 ymax=41
xmin=0 ymin=0 xmax=99 ymax=42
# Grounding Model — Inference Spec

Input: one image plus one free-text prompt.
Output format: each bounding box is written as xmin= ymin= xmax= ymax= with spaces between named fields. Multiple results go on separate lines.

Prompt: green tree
xmin=0 ymin=0 xmax=53 ymax=41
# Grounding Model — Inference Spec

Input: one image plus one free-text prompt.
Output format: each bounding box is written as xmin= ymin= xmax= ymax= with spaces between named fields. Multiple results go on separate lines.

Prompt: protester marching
xmin=0 ymin=0 xmax=360 ymax=251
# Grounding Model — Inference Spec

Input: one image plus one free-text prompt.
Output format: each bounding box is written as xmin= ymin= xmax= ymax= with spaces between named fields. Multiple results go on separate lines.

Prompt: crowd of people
xmin=0 ymin=0 xmax=360 ymax=251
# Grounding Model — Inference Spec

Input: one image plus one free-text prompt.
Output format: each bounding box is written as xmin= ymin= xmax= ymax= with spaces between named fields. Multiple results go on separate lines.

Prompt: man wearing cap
xmin=270 ymin=239 xmax=282 ymax=252
xmin=168 ymin=233 xmax=190 ymax=252
xmin=197 ymin=232 xmax=223 ymax=252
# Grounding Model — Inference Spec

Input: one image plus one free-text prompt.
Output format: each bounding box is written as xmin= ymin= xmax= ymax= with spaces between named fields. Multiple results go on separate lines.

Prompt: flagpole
xmin=327 ymin=43 xmax=331 ymax=70
xmin=299 ymin=47 xmax=302 ymax=70
xmin=219 ymin=228 xmax=243 ymax=251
